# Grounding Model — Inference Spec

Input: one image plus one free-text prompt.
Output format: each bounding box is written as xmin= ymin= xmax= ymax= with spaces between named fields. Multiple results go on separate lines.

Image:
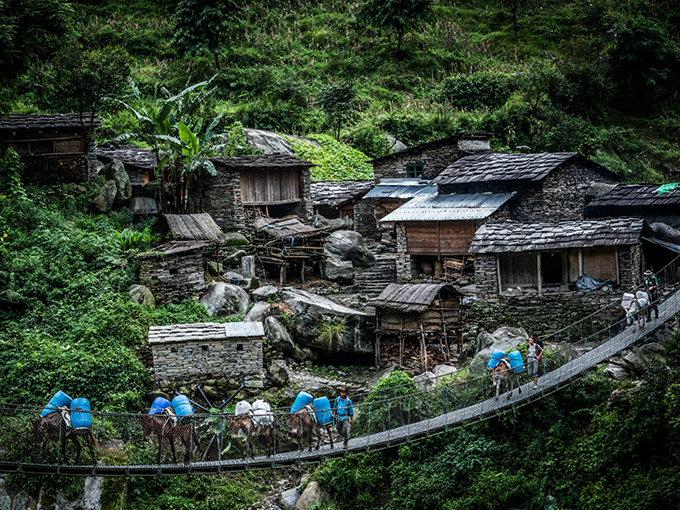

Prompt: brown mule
xmin=140 ymin=408 xmax=203 ymax=464
xmin=288 ymin=406 xmax=334 ymax=452
xmin=32 ymin=408 xmax=98 ymax=464
xmin=229 ymin=411 xmax=278 ymax=458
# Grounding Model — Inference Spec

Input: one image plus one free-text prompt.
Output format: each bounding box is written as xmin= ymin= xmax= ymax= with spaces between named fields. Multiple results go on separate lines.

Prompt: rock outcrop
xmin=324 ymin=230 xmax=375 ymax=268
xmin=199 ymin=282 xmax=250 ymax=317
xmin=129 ymin=284 xmax=155 ymax=307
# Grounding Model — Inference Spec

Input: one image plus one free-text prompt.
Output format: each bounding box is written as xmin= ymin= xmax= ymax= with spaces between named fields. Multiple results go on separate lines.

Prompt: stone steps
xmin=354 ymin=256 xmax=397 ymax=295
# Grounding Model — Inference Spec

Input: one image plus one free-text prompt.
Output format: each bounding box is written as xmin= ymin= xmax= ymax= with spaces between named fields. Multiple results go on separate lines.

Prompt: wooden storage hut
xmin=94 ymin=143 xmax=157 ymax=183
xmin=202 ymin=154 xmax=314 ymax=233
xmin=149 ymin=322 xmax=265 ymax=382
xmin=0 ymin=113 xmax=99 ymax=185
xmin=372 ymin=283 xmax=464 ymax=373
xmin=310 ymin=179 xmax=374 ymax=229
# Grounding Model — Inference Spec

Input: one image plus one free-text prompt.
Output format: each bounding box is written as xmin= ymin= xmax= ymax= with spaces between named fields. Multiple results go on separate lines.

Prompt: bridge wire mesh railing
xmin=1 ymin=256 xmax=679 ymax=472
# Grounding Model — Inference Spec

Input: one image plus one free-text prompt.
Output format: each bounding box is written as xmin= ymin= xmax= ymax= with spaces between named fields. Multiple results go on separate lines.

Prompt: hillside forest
xmin=1 ymin=0 xmax=680 ymax=508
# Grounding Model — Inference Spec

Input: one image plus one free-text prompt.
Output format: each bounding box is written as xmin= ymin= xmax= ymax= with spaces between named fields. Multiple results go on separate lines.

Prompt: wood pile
xmin=378 ymin=336 xmax=448 ymax=373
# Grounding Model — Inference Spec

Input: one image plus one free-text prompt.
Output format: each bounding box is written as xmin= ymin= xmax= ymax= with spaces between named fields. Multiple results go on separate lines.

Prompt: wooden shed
xmin=372 ymin=283 xmax=464 ymax=373
xmin=0 ymin=113 xmax=99 ymax=185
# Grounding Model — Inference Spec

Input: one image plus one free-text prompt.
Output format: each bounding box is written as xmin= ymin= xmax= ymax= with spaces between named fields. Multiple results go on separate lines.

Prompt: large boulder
xmin=414 ymin=371 xmax=437 ymax=391
xmin=92 ymin=179 xmax=117 ymax=213
xmin=324 ymin=230 xmax=375 ymax=268
xmin=433 ymin=364 xmax=457 ymax=378
xmin=469 ymin=327 xmax=529 ymax=375
xmin=312 ymin=214 xmax=347 ymax=232
xmin=280 ymin=289 xmax=373 ymax=354
xmin=280 ymin=488 xmax=301 ymax=510
xmin=650 ymin=222 xmax=680 ymax=245
xmin=324 ymin=258 xmax=354 ymax=282
xmin=295 ymin=481 xmax=329 ymax=510
xmin=223 ymin=232 xmax=249 ymax=246
xmin=623 ymin=342 xmax=666 ymax=372
xmin=103 ymin=159 xmax=132 ymax=204
xmin=267 ymin=360 xmax=290 ymax=387
xmin=129 ymin=284 xmax=155 ymax=307
xmin=265 ymin=317 xmax=295 ymax=353
xmin=252 ymin=285 xmax=278 ymax=302
xmin=200 ymin=282 xmax=250 ymax=317
xmin=603 ymin=363 xmax=628 ymax=380
xmin=244 ymin=301 xmax=270 ymax=322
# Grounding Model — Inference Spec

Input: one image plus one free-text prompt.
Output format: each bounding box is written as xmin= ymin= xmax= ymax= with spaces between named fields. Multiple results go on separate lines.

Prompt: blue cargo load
xmin=313 ymin=397 xmax=332 ymax=425
xmin=290 ymin=391 xmax=313 ymax=413
xmin=148 ymin=397 xmax=172 ymax=415
xmin=70 ymin=398 xmax=92 ymax=429
xmin=487 ymin=350 xmax=505 ymax=370
xmin=508 ymin=351 xmax=524 ymax=373
xmin=41 ymin=391 xmax=72 ymax=417
xmin=172 ymin=395 xmax=194 ymax=420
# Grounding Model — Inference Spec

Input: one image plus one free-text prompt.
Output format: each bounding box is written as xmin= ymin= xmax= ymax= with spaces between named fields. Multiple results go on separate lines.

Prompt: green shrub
xmin=287 ymin=134 xmax=373 ymax=181
xmin=435 ymin=72 xmax=513 ymax=110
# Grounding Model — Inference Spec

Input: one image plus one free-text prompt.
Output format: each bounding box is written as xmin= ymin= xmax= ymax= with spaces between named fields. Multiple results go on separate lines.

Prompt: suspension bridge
xmin=2 ymin=258 xmax=679 ymax=477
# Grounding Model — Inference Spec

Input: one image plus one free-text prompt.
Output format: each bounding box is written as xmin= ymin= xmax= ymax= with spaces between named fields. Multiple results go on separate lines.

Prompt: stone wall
xmin=152 ymin=337 xmax=263 ymax=381
xmin=201 ymin=167 xmax=243 ymax=232
xmin=395 ymin=223 xmax=412 ymax=282
xmin=373 ymin=143 xmax=471 ymax=182
xmin=139 ymin=250 xmax=206 ymax=304
xmin=355 ymin=197 xmax=379 ymax=238
xmin=295 ymin=167 xmax=313 ymax=221
xmin=463 ymin=291 xmax=624 ymax=344
xmin=619 ymin=245 xmax=642 ymax=289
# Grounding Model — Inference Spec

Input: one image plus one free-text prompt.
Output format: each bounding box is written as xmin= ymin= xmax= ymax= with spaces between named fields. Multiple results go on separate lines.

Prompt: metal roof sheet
xmin=364 ymin=179 xmax=437 ymax=199
xmin=379 ymin=192 xmax=516 ymax=222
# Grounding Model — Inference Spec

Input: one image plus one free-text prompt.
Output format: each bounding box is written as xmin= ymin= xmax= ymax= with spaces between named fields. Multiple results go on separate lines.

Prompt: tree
xmin=0 ymin=0 xmax=74 ymax=112
xmin=358 ymin=0 xmax=435 ymax=56
xmin=315 ymin=81 xmax=360 ymax=141
xmin=171 ymin=0 xmax=243 ymax=69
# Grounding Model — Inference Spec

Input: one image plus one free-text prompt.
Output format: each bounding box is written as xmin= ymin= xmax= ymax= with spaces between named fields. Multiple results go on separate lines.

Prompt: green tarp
xmin=655 ymin=182 xmax=679 ymax=194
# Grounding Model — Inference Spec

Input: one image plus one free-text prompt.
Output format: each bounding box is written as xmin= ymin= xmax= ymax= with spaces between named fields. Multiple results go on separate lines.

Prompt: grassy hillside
xmin=13 ymin=0 xmax=680 ymax=182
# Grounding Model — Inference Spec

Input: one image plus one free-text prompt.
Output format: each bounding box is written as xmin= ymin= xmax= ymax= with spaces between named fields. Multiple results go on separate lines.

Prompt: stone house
xmin=0 ymin=113 xmax=99 ymax=185
xmin=201 ymin=154 xmax=314 ymax=233
xmin=372 ymin=283 xmax=464 ymax=373
xmin=138 ymin=241 xmax=210 ymax=304
xmin=310 ymin=179 xmax=374 ymax=229
xmin=586 ymin=183 xmax=680 ymax=229
xmin=149 ymin=322 xmax=264 ymax=382
xmin=359 ymin=132 xmax=492 ymax=237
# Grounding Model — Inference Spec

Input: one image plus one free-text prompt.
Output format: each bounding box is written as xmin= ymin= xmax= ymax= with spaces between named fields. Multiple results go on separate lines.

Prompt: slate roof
xmin=253 ymin=216 xmax=325 ymax=238
xmin=164 ymin=213 xmax=224 ymax=242
xmin=469 ymin=217 xmax=646 ymax=254
xmin=95 ymin=143 xmax=157 ymax=170
xmin=0 ymin=113 xmax=100 ymax=130
xmin=372 ymin=283 xmax=464 ymax=313
xmin=368 ymin=132 xmax=493 ymax=164
xmin=138 ymin=240 xmax=211 ymax=258
xmin=379 ymin=192 xmax=515 ymax=222
xmin=364 ymin=178 xmax=438 ymax=199
xmin=311 ymin=180 xmax=374 ymax=207
xmin=211 ymin=154 xmax=314 ymax=168
xmin=434 ymin=152 xmax=618 ymax=185
xmin=148 ymin=322 xmax=265 ymax=344
xmin=586 ymin=183 xmax=680 ymax=209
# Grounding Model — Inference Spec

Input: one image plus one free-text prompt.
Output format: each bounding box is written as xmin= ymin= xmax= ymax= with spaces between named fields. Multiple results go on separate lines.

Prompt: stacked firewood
xmin=379 ymin=337 xmax=449 ymax=373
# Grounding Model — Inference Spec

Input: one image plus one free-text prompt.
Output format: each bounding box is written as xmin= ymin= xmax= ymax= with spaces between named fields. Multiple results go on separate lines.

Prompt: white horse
xmin=623 ymin=291 xmax=649 ymax=330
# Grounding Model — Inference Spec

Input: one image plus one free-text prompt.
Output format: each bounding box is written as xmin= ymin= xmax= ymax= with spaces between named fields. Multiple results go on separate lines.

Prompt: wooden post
xmin=496 ymin=254 xmax=503 ymax=294
xmin=537 ymin=252 xmax=543 ymax=296
xmin=419 ymin=324 xmax=427 ymax=373
xmin=458 ymin=329 xmax=464 ymax=354
xmin=437 ymin=221 xmax=441 ymax=260
xmin=578 ymin=248 xmax=583 ymax=275
xmin=300 ymin=259 xmax=306 ymax=285
xmin=615 ymin=246 xmax=620 ymax=285
xmin=375 ymin=333 xmax=381 ymax=368
xmin=440 ymin=303 xmax=449 ymax=362
xmin=279 ymin=264 xmax=287 ymax=285
xmin=399 ymin=334 xmax=404 ymax=369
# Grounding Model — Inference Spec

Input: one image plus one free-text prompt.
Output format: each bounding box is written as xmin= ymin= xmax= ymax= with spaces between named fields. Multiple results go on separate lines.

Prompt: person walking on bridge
xmin=333 ymin=388 xmax=354 ymax=449
xmin=644 ymin=269 xmax=660 ymax=320
xmin=527 ymin=335 xmax=543 ymax=390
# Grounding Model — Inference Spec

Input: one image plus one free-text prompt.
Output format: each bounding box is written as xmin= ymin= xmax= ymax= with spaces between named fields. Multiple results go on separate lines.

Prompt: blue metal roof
xmin=364 ymin=178 xmax=437 ymax=199
xmin=379 ymin=192 xmax=516 ymax=222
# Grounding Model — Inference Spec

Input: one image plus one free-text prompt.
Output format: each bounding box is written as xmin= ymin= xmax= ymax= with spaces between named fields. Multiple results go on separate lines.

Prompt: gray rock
xmin=267 ymin=360 xmax=290 ymax=387
xmin=252 ymin=285 xmax=278 ymax=301
xmin=103 ymin=159 xmax=132 ymax=204
xmin=280 ymin=289 xmax=373 ymax=354
xmin=414 ymin=371 xmax=437 ymax=391
xmin=324 ymin=230 xmax=376 ymax=268
xmin=129 ymin=196 xmax=162 ymax=215
xmin=280 ymin=488 xmax=301 ymax=510
xmin=491 ymin=326 xmax=529 ymax=344
xmin=244 ymin=301 xmax=271 ymax=322
xmin=223 ymin=232 xmax=249 ymax=246
xmin=202 ymin=385 xmax=218 ymax=401
xmin=291 ymin=343 xmax=308 ymax=361
xmin=199 ymin=282 xmax=251 ymax=317
xmin=383 ymin=133 xmax=407 ymax=153
xmin=92 ymin=179 xmax=117 ymax=213
xmin=324 ymin=258 xmax=354 ymax=282
xmin=301 ymin=347 xmax=318 ymax=361
xmin=129 ymin=284 xmax=155 ymax=307
xmin=650 ymin=222 xmax=680 ymax=245
xmin=207 ymin=261 xmax=224 ymax=275
xmin=433 ymin=364 xmax=457 ymax=378
xmin=623 ymin=342 xmax=666 ymax=372
xmin=145 ymin=389 xmax=170 ymax=402
xmin=603 ymin=364 xmax=628 ymax=380
xmin=266 ymin=317 xmax=296 ymax=353
xmin=469 ymin=328 xmax=529 ymax=376
xmin=295 ymin=481 xmax=329 ymax=510
xmin=224 ymin=250 xmax=248 ymax=267
xmin=312 ymin=214 xmax=347 ymax=232
xmin=367 ymin=365 xmax=397 ymax=390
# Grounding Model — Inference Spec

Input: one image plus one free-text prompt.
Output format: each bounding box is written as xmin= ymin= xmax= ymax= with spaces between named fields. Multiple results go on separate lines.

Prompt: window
xmin=201 ymin=345 xmax=209 ymax=352
xmin=236 ymin=344 xmax=244 ymax=351
xmin=406 ymin=164 xmax=424 ymax=178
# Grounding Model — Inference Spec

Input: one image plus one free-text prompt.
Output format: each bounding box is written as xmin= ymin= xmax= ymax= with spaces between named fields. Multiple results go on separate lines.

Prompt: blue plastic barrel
xmin=487 ymin=350 xmax=505 ymax=370
xmin=148 ymin=397 xmax=172 ymax=415
xmin=290 ymin=391 xmax=313 ymax=413
xmin=41 ymin=391 xmax=72 ymax=417
xmin=313 ymin=397 xmax=332 ymax=425
xmin=70 ymin=398 xmax=92 ymax=429
xmin=508 ymin=351 xmax=524 ymax=373
xmin=172 ymin=395 xmax=194 ymax=419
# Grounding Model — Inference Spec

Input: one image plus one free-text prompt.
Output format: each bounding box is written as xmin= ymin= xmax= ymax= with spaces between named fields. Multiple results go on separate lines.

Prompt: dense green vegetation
xmin=6 ymin=0 xmax=680 ymax=181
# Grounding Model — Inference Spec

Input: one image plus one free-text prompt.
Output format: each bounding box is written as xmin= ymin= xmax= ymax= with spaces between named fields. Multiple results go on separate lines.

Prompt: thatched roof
xmin=372 ymin=283 xmax=464 ymax=312
xmin=164 ymin=213 xmax=224 ymax=242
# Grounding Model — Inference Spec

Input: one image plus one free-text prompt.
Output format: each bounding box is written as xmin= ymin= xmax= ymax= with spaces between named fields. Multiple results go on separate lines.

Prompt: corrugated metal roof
xmin=379 ymin=193 xmax=516 ymax=222
xmin=364 ymin=179 xmax=437 ymax=199
xmin=148 ymin=322 xmax=265 ymax=344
